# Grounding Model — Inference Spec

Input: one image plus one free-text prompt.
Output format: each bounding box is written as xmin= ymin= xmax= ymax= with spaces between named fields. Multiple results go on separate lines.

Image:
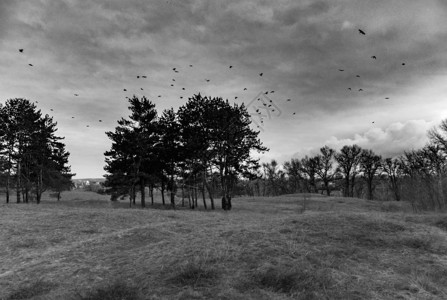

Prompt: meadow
xmin=1 ymin=191 xmax=447 ymax=299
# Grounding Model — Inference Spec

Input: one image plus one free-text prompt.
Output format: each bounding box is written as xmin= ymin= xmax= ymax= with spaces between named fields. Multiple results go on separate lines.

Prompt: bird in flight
xmin=182 ymin=88 xmax=185 ymax=90
xmin=287 ymin=99 xmax=291 ymax=101
xmin=359 ymin=89 xmax=363 ymax=91
xmin=348 ymin=88 xmax=352 ymax=90
xmin=50 ymin=109 xmax=53 ymax=111
xmin=358 ymin=29 xmax=366 ymax=35
xmin=235 ymin=96 xmax=238 ymax=99
xmin=28 ymin=64 xmax=33 ymax=67
xmin=356 ymin=75 xmax=360 ymax=78
xmin=189 ymin=65 xmax=193 ymax=67
xmin=171 ymin=84 xmax=174 ymax=87
xmin=385 ymin=97 xmax=389 ymax=99
xmin=205 ymin=79 xmax=210 ymax=82
xmin=140 ymin=88 xmax=144 ymax=90
xmin=180 ymin=96 xmax=183 ymax=99
xmin=158 ymin=95 xmax=161 ymax=97
xmin=19 ymin=49 xmax=23 ymax=53
xmin=293 ymin=112 xmax=296 ymax=115
xmin=244 ymin=88 xmax=247 ymax=90
xmin=74 ymin=94 xmax=79 ymax=96
xmin=259 ymin=73 xmax=263 ymax=76
xmin=123 ymin=89 xmax=127 ymax=91
xmin=72 ymin=117 xmax=74 ymax=118
xmin=371 ymin=56 xmax=377 ymax=59
xmin=402 ymin=63 xmax=405 ymax=66
xmin=338 ymin=69 xmax=344 ymax=72
xmin=229 ymin=66 xmax=233 ymax=69
xmin=99 ymin=120 xmax=102 ymax=122
xmin=137 ymin=76 xmax=140 ymax=78
xmin=142 ymin=76 xmax=147 ymax=78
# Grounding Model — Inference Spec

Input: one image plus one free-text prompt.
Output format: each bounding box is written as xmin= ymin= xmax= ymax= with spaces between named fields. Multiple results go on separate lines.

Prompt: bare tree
xmin=335 ymin=145 xmax=362 ymax=197
xmin=382 ymin=157 xmax=403 ymax=201
xmin=315 ymin=146 xmax=337 ymax=196
xmin=359 ymin=149 xmax=382 ymax=200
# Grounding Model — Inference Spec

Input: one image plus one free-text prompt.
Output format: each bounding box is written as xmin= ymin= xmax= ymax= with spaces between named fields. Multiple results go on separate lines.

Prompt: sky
xmin=1 ymin=0 xmax=447 ymax=179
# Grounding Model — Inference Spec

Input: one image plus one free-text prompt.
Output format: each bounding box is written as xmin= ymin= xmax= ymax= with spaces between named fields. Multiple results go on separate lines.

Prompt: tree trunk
xmin=325 ymin=180 xmax=331 ymax=196
xmin=189 ymin=188 xmax=193 ymax=209
xmin=16 ymin=160 xmax=21 ymax=203
xmin=202 ymin=181 xmax=207 ymax=209
xmin=6 ymin=157 xmax=10 ymax=203
xmin=194 ymin=185 xmax=198 ymax=208
xmin=367 ymin=178 xmax=373 ymax=200
xmin=170 ymin=174 xmax=175 ymax=209
xmin=150 ymin=185 xmax=154 ymax=205
xmin=161 ymin=180 xmax=165 ymax=205
xmin=181 ymin=184 xmax=185 ymax=207
xmin=204 ymin=180 xmax=215 ymax=210
xmin=140 ymin=178 xmax=146 ymax=208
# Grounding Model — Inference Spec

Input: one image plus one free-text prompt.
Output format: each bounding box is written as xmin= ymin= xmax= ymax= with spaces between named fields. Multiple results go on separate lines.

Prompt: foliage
xmin=0 ymin=98 xmax=74 ymax=203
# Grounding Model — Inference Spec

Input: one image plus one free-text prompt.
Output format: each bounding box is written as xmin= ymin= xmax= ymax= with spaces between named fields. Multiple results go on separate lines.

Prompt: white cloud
xmin=325 ymin=119 xmax=436 ymax=158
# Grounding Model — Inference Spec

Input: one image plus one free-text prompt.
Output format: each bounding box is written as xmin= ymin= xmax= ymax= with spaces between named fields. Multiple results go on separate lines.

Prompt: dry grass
xmin=0 ymin=191 xmax=447 ymax=299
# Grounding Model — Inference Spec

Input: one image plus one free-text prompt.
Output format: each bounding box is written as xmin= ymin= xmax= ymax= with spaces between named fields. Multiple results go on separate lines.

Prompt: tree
xmin=335 ymin=145 xmax=362 ymax=197
xmin=158 ymin=108 xmax=182 ymax=208
xmin=359 ymin=149 xmax=382 ymax=200
xmin=300 ymin=156 xmax=318 ymax=193
xmin=262 ymin=159 xmax=280 ymax=196
xmin=0 ymin=98 xmax=74 ymax=203
xmin=104 ymin=96 xmax=159 ymax=208
xmin=382 ymin=157 xmax=403 ymax=202
xmin=283 ymin=158 xmax=303 ymax=193
xmin=205 ymin=96 xmax=268 ymax=210
xmin=315 ymin=146 xmax=337 ymax=196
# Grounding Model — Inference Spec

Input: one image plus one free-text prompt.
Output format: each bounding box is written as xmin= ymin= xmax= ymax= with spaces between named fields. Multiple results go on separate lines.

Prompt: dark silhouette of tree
xmin=158 ymin=108 xmax=182 ymax=208
xmin=335 ymin=145 xmax=362 ymax=197
xmin=283 ymin=158 xmax=303 ymax=193
xmin=315 ymin=146 xmax=337 ymax=196
xmin=300 ymin=156 xmax=318 ymax=193
xmin=359 ymin=149 xmax=382 ymax=200
xmin=0 ymin=98 xmax=74 ymax=203
xmin=382 ymin=157 xmax=403 ymax=202
xmin=104 ymin=96 xmax=158 ymax=208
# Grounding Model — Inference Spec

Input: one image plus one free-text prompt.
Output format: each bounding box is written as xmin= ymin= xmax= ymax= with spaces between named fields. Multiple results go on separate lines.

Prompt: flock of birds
xmin=15 ymin=28 xmax=403 ymax=129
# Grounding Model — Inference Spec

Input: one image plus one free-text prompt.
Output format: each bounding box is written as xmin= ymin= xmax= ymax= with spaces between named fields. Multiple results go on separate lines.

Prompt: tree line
xmin=243 ymin=120 xmax=447 ymax=211
xmin=0 ymin=98 xmax=74 ymax=203
xmin=104 ymin=94 xmax=267 ymax=210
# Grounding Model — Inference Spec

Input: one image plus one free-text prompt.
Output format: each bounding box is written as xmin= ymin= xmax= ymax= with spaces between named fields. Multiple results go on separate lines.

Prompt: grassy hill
xmin=1 ymin=192 xmax=447 ymax=299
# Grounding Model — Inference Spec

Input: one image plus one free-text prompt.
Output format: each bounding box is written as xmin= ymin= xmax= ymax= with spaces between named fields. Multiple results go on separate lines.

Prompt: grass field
xmin=1 ymin=191 xmax=447 ymax=299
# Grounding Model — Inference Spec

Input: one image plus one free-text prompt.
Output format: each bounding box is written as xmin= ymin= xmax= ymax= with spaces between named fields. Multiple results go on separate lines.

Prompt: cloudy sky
xmin=1 ymin=0 xmax=446 ymax=178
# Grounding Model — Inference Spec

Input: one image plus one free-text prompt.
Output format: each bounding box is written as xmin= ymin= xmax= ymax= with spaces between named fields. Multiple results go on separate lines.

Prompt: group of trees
xmin=250 ymin=145 xmax=382 ymax=200
xmin=104 ymin=94 xmax=267 ymax=210
xmin=0 ymin=98 xmax=74 ymax=203
xmin=242 ymin=119 xmax=447 ymax=211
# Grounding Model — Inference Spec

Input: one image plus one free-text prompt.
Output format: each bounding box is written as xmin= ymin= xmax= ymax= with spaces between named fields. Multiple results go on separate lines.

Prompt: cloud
xmin=324 ymin=119 xmax=435 ymax=158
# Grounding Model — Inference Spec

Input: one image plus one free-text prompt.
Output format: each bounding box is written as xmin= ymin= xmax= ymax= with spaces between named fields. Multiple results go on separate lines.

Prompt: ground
xmin=1 ymin=191 xmax=447 ymax=299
